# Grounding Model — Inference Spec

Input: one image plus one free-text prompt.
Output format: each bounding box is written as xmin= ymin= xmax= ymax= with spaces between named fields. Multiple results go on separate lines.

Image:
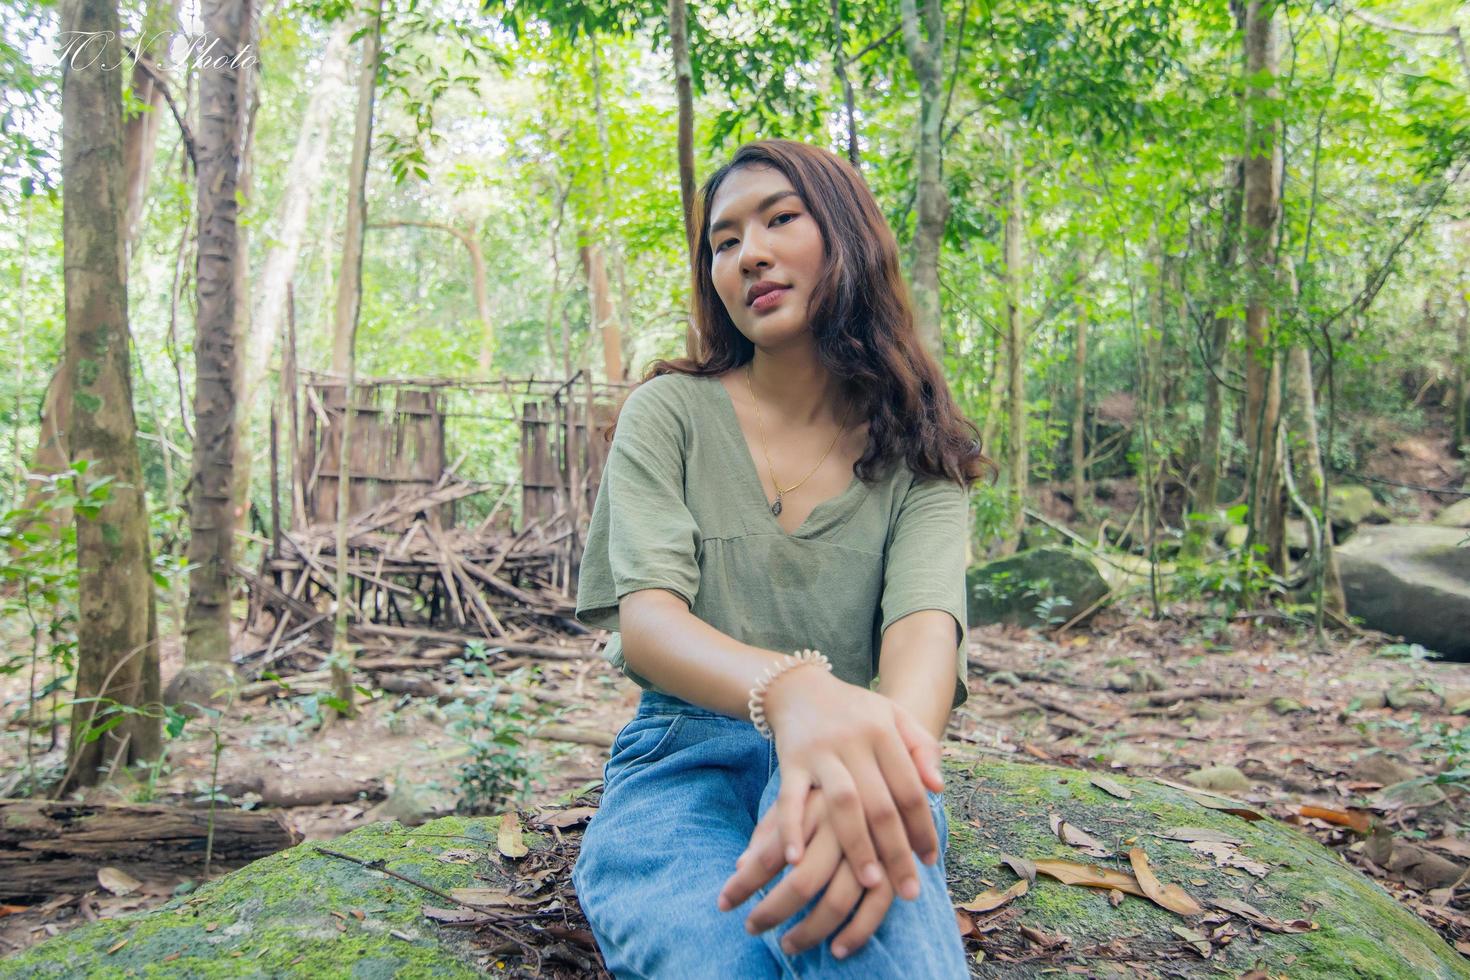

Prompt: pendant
xmin=770 ymin=493 xmax=783 ymax=517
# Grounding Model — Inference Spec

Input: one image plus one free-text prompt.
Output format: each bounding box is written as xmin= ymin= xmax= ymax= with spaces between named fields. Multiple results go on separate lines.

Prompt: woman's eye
xmin=715 ymin=238 xmax=735 ymax=253
xmin=773 ymin=212 xmax=796 ymax=226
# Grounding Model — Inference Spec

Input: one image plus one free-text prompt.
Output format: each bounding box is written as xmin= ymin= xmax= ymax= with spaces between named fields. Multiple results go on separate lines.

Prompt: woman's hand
xmin=760 ymin=665 xmax=945 ymax=905
xmin=718 ymin=787 xmax=895 ymax=960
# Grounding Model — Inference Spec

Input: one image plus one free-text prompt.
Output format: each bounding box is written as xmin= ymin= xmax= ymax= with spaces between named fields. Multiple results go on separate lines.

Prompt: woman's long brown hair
xmin=603 ymin=138 xmax=993 ymax=489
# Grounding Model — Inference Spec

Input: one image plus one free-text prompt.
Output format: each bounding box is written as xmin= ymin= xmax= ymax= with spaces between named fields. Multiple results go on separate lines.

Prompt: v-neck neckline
xmin=705 ymin=372 xmax=867 ymax=540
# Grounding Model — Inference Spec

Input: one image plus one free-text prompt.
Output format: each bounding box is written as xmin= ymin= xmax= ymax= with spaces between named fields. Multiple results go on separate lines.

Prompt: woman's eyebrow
xmin=709 ymin=190 xmax=801 ymax=239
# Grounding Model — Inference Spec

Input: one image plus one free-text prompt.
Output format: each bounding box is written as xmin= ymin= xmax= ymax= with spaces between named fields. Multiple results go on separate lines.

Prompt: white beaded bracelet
xmin=748 ymin=648 xmax=832 ymax=740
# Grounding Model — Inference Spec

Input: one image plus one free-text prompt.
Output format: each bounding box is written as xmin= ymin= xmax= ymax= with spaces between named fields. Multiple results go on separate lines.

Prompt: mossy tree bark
xmin=899 ymin=0 xmax=949 ymax=360
xmin=58 ymin=0 xmax=161 ymax=790
xmin=1241 ymin=0 xmax=1287 ymax=576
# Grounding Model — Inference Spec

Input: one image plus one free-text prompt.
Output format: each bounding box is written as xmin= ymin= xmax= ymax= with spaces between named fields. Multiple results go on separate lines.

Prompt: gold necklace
xmin=745 ymin=363 xmax=853 ymax=518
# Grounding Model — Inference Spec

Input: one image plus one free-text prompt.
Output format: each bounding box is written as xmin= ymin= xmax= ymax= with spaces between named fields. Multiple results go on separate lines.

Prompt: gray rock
xmin=966 ymin=547 xmax=1110 ymax=629
xmin=1337 ymin=524 xmax=1470 ymax=659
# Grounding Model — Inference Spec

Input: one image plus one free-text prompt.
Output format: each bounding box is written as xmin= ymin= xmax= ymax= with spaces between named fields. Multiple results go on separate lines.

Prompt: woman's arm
xmin=618 ymin=587 xmax=944 ymax=899
xmin=618 ymin=587 xmax=804 ymax=720
xmin=874 ymin=609 xmax=961 ymax=742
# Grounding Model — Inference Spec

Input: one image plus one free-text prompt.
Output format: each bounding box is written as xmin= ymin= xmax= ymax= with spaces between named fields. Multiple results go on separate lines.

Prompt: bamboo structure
xmin=239 ymin=370 xmax=624 ymax=681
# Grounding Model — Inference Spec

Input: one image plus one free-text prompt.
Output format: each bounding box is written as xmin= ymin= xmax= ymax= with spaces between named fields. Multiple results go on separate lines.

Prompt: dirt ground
xmin=5 ymin=605 xmax=1470 ymax=965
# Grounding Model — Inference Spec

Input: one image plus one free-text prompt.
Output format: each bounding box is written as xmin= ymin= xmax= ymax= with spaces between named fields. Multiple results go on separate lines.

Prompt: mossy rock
xmin=966 ymin=547 xmax=1110 ymax=629
xmin=0 ymin=815 xmax=543 ymax=979
xmin=6 ymin=759 xmax=1467 ymax=978
xmin=943 ymin=758 xmax=1468 ymax=977
xmin=1330 ymin=484 xmax=1390 ymax=529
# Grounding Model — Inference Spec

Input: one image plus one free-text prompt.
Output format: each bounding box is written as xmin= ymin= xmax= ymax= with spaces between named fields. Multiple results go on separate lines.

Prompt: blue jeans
xmin=571 ymin=690 xmax=970 ymax=979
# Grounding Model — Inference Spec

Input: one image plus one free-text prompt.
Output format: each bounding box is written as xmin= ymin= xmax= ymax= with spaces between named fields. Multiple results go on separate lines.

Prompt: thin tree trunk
xmin=588 ymin=34 xmax=627 ymax=383
xmin=669 ymin=0 xmax=696 ymax=265
xmin=1242 ymin=0 xmax=1286 ymax=574
xmin=900 ymin=0 xmax=948 ymax=359
xmin=581 ymin=240 xmax=621 ymax=383
xmin=171 ymin=0 xmax=253 ymax=705
xmin=328 ymin=0 xmax=385 ymax=722
xmin=830 ymin=0 xmax=860 ymax=167
xmin=229 ymin=17 xmax=355 ymax=536
xmin=979 ymin=320 xmax=1003 ymax=491
xmin=1001 ymin=145 xmax=1027 ymax=553
xmin=1071 ymin=310 xmax=1088 ymax=515
xmin=1197 ymin=158 xmax=1245 ymax=518
xmin=58 ymin=0 xmax=161 ymax=790
xmin=1285 ymin=343 xmax=1345 ymax=613
xmin=1455 ymin=284 xmax=1467 ymax=456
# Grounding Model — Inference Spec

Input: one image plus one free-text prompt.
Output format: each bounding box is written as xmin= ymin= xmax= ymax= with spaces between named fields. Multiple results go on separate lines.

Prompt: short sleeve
xmin=879 ymin=475 xmax=970 ymax=710
xmin=575 ymin=378 xmax=702 ymax=634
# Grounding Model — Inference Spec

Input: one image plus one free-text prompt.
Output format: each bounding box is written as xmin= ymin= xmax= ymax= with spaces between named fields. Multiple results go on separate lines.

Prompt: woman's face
xmin=707 ymin=164 xmax=826 ymax=350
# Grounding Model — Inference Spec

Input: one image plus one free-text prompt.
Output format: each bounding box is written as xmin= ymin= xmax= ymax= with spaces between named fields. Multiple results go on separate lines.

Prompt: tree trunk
xmin=1285 ymin=343 xmax=1345 ymax=614
xmin=229 ymin=16 xmax=356 ymax=538
xmin=1071 ymin=311 xmax=1088 ymax=514
xmin=588 ymin=34 xmax=627 ymax=383
xmin=1197 ymin=158 xmax=1245 ymax=518
xmin=669 ymin=0 xmax=696 ymax=265
xmin=830 ymin=0 xmax=860 ymax=167
xmin=328 ymin=0 xmax=386 ymax=722
xmin=900 ymin=0 xmax=949 ymax=360
xmin=1455 ymin=285 xmax=1467 ymax=456
xmin=58 ymin=0 xmax=161 ymax=790
xmin=581 ymin=239 xmax=622 ymax=383
xmin=172 ymin=0 xmax=253 ymax=706
xmin=21 ymin=0 xmax=179 ymax=532
xmin=1001 ymin=145 xmax=1027 ymax=553
xmin=1242 ymin=0 xmax=1286 ymax=574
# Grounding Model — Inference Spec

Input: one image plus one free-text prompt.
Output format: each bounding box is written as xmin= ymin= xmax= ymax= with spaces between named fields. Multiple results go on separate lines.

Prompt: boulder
xmin=5 ymin=759 xmax=1465 ymax=977
xmin=966 ymin=547 xmax=1110 ymax=629
xmin=1329 ymin=484 xmax=1390 ymax=530
xmin=1337 ymin=524 xmax=1470 ymax=659
xmin=1434 ymin=498 xmax=1470 ymax=529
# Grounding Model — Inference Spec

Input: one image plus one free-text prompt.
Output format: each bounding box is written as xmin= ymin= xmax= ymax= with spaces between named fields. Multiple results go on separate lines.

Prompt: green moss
xmin=0 ymin=818 xmax=507 ymax=979
xmin=939 ymin=756 xmax=1470 ymax=977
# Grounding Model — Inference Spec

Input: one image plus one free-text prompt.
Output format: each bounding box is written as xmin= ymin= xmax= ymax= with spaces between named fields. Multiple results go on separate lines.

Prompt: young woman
xmin=572 ymin=138 xmax=989 ymax=978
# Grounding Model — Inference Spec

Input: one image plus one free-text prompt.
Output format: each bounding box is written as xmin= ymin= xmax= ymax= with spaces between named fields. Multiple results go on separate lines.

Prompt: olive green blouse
xmin=574 ymin=371 xmax=971 ymax=711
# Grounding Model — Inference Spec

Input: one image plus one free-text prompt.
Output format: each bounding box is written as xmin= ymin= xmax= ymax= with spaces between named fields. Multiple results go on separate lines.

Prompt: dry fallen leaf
xmin=1033 ymin=859 xmax=1149 ymax=899
xmin=1187 ymin=840 xmax=1271 ymax=878
xmin=497 ymin=811 xmax=529 ymax=859
xmin=532 ymin=806 xmax=597 ymax=829
xmin=1205 ymin=896 xmax=1318 ymax=934
xmin=1107 ymin=888 xmax=1124 ymax=907
xmin=1179 ymin=790 xmax=1265 ymax=821
xmin=1128 ymin=847 xmax=1203 ymax=916
xmin=1297 ymin=804 xmax=1373 ymax=834
xmin=1089 ymin=775 xmax=1133 ymax=800
xmin=1019 ymin=923 xmax=1068 ymax=947
xmin=106 ymin=938 xmax=129 ymax=954
xmin=1171 ymin=924 xmax=1212 ymax=958
xmin=97 ymin=867 xmax=142 ymax=897
xmin=1049 ymin=812 xmax=1112 ymax=858
xmin=1001 ymin=854 xmax=1037 ymax=883
xmin=958 ymin=878 xmax=1029 ymax=913
xmin=449 ymin=888 xmax=547 ymax=908
xmin=954 ymin=909 xmax=974 ymax=937
xmin=1154 ymin=826 xmax=1243 ymax=846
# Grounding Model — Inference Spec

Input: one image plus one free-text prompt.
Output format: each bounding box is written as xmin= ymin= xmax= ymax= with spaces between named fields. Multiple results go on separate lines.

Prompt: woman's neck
xmin=746 ymin=351 xmax=852 ymax=428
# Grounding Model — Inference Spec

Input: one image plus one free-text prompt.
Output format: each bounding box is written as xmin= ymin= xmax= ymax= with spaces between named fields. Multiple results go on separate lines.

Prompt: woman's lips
xmin=751 ymin=287 xmax=790 ymax=313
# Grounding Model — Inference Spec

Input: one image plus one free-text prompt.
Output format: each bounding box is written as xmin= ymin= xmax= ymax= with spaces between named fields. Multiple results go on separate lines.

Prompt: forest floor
xmin=5 ymin=605 xmax=1470 ymax=966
